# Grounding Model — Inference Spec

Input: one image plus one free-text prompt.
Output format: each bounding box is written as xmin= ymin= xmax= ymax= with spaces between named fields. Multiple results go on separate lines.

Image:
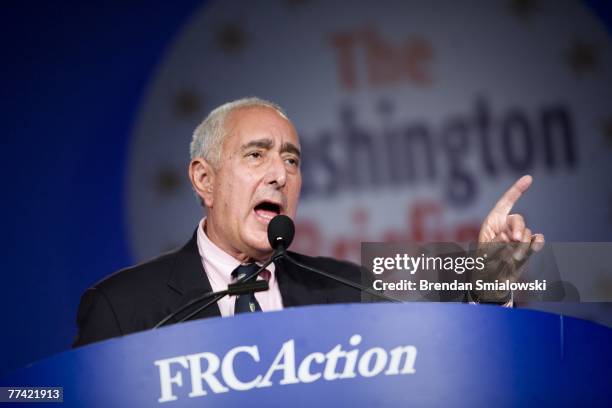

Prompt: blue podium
xmin=3 ymin=303 xmax=611 ymax=407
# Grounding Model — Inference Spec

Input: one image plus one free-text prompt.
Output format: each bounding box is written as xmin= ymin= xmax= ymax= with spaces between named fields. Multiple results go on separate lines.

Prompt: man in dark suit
xmin=74 ymin=98 xmax=369 ymax=347
xmin=74 ymin=97 xmax=544 ymax=347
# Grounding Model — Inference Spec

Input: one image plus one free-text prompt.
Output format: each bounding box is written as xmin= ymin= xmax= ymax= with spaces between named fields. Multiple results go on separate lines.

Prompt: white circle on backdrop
xmin=127 ymin=0 xmax=612 ymax=263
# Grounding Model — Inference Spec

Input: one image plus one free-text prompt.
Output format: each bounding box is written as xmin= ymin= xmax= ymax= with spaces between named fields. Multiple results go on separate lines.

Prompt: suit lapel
xmin=276 ymin=254 xmax=327 ymax=307
xmin=166 ymin=230 xmax=222 ymax=320
xmin=276 ymin=257 xmax=299 ymax=307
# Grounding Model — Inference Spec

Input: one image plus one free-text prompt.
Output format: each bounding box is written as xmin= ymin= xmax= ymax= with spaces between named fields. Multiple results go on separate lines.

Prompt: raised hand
xmin=473 ymin=175 xmax=545 ymax=302
xmin=479 ymin=175 xmax=545 ymax=257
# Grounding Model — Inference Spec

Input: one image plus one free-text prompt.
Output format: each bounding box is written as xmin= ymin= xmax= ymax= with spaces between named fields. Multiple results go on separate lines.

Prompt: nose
xmin=266 ymin=154 xmax=287 ymax=189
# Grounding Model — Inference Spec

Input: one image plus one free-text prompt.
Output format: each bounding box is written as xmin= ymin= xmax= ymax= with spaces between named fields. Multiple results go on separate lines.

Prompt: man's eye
xmin=285 ymin=157 xmax=299 ymax=167
xmin=247 ymin=152 xmax=262 ymax=159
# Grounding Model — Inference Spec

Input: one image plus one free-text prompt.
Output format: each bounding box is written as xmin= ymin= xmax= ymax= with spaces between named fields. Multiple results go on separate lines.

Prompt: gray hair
xmin=190 ymin=97 xmax=288 ymax=169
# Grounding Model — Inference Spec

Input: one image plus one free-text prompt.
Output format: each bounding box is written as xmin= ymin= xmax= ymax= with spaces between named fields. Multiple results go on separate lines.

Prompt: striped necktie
xmin=231 ymin=264 xmax=263 ymax=314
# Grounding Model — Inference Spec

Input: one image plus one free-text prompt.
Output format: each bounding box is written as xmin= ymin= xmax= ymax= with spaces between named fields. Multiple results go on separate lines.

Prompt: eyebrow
xmin=241 ymin=138 xmax=273 ymax=151
xmin=281 ymin=142 xmax=301 ymax=158
xmin=241 ymin=138 xmax=301 ymax=158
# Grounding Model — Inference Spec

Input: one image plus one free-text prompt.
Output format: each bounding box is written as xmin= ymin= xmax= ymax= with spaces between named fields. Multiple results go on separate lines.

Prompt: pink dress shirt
xmin=196 ymin=218 xmax=284 ymax=317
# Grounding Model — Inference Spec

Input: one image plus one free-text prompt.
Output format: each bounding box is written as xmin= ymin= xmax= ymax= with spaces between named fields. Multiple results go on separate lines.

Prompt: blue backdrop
xmin=1 ymin=0 xmax=611 ymax=378
xmin=2 ymin=0 xmax=203 ymax=376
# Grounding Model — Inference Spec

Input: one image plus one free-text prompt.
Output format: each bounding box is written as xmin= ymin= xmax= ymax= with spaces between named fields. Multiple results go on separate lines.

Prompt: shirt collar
xmin=196 ymin=217 xmax=276 ymax=280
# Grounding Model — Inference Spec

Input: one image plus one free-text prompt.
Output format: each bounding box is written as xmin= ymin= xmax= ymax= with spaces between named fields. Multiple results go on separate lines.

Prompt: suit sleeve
xmin=359 ymin=265 xmax=382 ymax=303
xmin=72 ymin=287 xmax=123 ymax=348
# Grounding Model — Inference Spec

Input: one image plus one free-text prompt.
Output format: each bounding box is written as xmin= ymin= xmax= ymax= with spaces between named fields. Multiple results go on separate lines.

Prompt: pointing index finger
xmin=492 ymin=175 xmax=533 ymax=216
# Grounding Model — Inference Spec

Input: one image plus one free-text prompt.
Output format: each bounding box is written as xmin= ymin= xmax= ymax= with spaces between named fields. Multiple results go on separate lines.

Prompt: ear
xmin=189 ymin=158 xmax=215 ymax=207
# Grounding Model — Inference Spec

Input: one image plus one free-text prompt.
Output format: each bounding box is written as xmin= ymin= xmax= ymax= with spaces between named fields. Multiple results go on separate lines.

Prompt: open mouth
xmin=253 ymin=201 xmax=282 ymax=221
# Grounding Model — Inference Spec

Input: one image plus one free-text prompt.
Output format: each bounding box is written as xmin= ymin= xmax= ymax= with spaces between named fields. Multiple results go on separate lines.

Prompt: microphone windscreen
xmin=267 ymin=215 xmax=295 ymax=250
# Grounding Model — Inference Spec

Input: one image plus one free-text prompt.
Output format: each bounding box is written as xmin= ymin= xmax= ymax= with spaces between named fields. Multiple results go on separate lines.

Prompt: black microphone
xmin=267 ymin=214 xmax=295 ymax=256
xmin=155 ymin=216 xmax=295 ymax=328
xmin=277 ymin=216 xmax=399 ymax=303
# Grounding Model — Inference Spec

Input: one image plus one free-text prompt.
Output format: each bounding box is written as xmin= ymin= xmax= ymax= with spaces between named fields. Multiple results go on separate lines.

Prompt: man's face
xmin=204 ymin=106 xmax=302 ymax=261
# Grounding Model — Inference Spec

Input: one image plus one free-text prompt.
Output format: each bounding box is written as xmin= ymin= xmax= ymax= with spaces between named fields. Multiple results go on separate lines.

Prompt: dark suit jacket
xmin=73 ymin=232 xmax=368 ymax=347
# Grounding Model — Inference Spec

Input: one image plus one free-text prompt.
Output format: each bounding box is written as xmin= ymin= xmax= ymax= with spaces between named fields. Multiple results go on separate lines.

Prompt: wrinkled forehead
xmin=224 ymin=106 xmax=300 ymax=149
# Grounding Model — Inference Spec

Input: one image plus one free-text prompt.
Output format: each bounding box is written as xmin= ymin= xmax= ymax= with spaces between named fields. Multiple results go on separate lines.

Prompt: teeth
xmin=254 ymin=208 xmax=276 ymax=220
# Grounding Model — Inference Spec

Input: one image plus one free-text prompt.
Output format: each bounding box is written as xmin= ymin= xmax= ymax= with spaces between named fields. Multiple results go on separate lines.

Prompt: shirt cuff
xmin=468 ymin=291 xmax=513 ymax=307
